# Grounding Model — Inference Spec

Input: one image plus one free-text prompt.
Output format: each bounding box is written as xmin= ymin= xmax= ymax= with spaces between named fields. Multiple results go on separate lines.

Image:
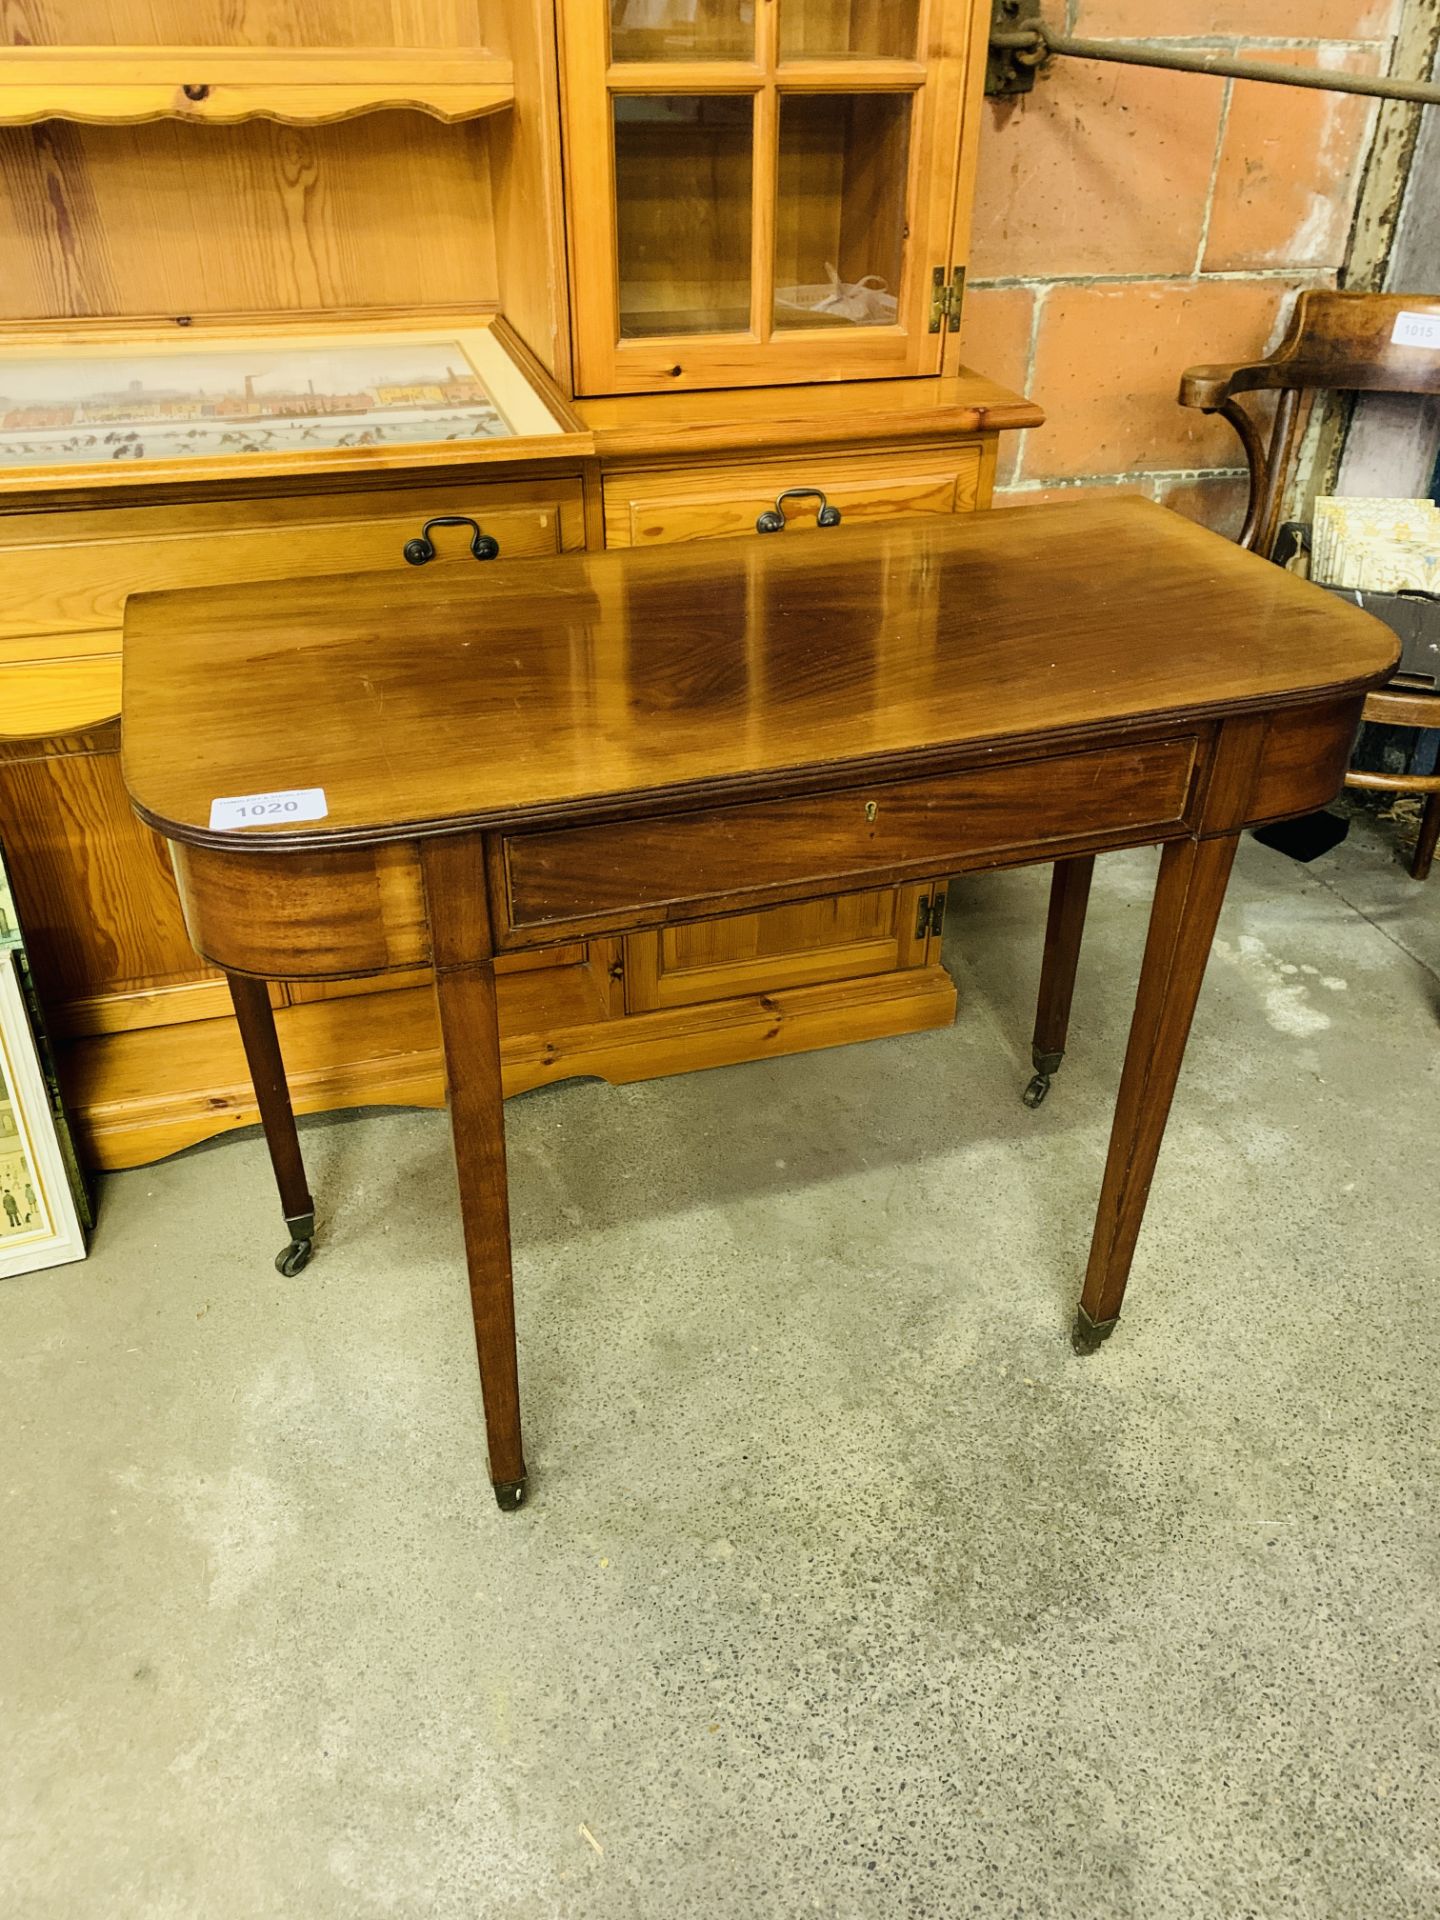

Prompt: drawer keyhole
xmin=864 ymin=801 xmax=878 ymax=823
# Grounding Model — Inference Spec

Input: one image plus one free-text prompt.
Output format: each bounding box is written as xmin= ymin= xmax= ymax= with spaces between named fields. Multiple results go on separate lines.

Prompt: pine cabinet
xmin=0 ymin=0 xmax=1040 ymax=1171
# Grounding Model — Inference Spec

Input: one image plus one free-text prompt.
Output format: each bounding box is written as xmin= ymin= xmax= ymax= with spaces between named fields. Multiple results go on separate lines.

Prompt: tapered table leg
xmin=421 ymin=837 xmax=526 ymax=1511
xmin=1024 ymin=854 xmax=1095 ymax=1108
xmin=226 ymin=972 xmax=315 ymax=1277
xmin=1074 ymin=833 xmax=1239 ymax=1351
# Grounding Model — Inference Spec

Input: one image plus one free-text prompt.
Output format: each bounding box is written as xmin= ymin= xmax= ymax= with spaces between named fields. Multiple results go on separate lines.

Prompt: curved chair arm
xmin=1178 ymin=367 xmax=1283 ymax=553
xmin=1179 ymin=361 xmax=1266 ymax=411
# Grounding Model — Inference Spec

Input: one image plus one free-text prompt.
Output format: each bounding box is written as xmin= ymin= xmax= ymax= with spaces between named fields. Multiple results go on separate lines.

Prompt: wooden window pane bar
xmin=775 ymin=60 xmax=927 ymax=91
xmin=750 ymin=0 xmax=780 ymax=343
xmin=605 ymin=61 xmax=763 ymax=92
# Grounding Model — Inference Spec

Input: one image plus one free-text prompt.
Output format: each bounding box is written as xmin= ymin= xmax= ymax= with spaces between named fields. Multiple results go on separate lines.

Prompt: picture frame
xmin=0 ymin=853 xmax=88 ymax=1280
xmin=0 ymin=311 xmax=591 ymax=502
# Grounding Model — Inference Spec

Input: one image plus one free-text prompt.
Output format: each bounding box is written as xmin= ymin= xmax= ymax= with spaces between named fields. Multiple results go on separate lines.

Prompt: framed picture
xmin=0 ymin=313 xmax=589 ymax=499
xmin=0 ymin=942 xmax=88 ymax=1281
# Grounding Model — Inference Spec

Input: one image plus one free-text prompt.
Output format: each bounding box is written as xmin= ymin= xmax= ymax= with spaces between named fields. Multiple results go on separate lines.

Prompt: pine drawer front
xmin=0 ymin=649 xmax=122 ymax=737
xmin=602 ymin=445 xmax=985 ymax=549
xmin=0 ymin=476 xmax=586 ymax=646
xmin=499 ymin=735 xmax=1201 ymax=940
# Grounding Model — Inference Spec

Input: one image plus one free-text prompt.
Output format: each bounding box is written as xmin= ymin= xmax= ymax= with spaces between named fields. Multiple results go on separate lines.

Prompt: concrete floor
xmin=3 ymin=817 xmax=1439 ymax=1919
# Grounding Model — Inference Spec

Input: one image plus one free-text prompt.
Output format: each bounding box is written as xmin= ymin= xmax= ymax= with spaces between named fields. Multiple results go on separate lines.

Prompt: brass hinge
xmin=915 ymin=890 xmax=948 ymax=940
xmin=928 ymin=265 xmax=966 ymax=334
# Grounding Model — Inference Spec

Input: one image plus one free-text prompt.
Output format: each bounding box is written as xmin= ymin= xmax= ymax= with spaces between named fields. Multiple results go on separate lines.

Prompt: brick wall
xmin=958 ymin=1 xmax=1405 ymax=535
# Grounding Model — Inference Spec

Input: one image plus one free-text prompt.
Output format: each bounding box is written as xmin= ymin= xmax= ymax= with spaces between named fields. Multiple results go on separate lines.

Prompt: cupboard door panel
xmin=624 ymin=883 xmax=933 ymax=1010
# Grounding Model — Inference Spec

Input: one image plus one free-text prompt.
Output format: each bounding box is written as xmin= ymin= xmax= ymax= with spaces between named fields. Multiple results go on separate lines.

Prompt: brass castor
xmin=1023 ymin=1045 xmax=1064 ymax=1109
xmin=1022 ymin=1072 xmax=1051 ymax=1109
xmin=275 ymin=1208 xmax=316 ymax=1277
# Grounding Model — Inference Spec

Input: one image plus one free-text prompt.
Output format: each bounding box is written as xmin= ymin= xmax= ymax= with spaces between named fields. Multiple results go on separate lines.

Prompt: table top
xmin=122 ymin=497 xmax=1398 ymax=852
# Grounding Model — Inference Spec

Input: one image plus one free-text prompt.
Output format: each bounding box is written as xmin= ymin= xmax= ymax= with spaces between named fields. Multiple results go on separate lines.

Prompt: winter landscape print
xmin=0 ymin=341 xmax=516 ymax=468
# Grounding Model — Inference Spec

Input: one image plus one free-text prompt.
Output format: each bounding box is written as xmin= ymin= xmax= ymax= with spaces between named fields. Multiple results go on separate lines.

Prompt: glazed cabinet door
xmin=560 ymin=0 xmax=977 ymax=394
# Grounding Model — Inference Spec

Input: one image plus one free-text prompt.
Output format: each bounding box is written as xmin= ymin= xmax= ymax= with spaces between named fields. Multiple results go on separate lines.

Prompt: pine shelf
xmin=0 ymin=46 xmax=515 ymax=126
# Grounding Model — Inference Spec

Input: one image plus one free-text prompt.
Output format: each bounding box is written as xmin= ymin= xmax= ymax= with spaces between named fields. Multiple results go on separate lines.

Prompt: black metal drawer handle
xmin=403 ymin=516 xmax=501 ymax=565
xmin=756 ymin=488 xmax=843 ymax=534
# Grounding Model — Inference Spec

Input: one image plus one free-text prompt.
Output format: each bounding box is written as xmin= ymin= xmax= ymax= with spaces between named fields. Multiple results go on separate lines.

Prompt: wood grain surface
xmin=0 ymin=2 xmax=489 ymax=47
xmin=577 ymin=371 xmax=1043 ymax=456
xmin=0 ymin=48 xmax=514 ymax=126
xmin=501 ymin=735 xmax=1198 ymax=930
xmin=123 ymin=498 xmax=1399 ymax=850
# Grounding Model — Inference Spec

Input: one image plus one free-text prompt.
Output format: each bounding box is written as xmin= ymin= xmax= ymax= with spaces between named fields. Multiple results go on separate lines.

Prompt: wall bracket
xmin=986 ymin=1 xmax=1045 ymax=99
xmin=986 ymin=3 xmax=1440 ymax=106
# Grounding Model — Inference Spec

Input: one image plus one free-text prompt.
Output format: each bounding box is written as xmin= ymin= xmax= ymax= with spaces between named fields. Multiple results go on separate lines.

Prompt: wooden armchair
xmin=1181 ymin=288 xmax=1440 ymax=879
xmin=1021 ymin=291 xmax=1440 ymax=1115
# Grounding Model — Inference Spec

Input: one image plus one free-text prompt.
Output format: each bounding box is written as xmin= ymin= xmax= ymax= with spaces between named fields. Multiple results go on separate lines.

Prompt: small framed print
xmin=0 ymin=313 xmax=588 ymax=499
xmin=0 ymin=952 xmax=87 ymax=1281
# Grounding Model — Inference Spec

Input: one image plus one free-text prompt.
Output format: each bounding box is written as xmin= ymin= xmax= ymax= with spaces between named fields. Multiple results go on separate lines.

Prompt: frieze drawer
xmin=499 ymin=734 xmax=1201 ymax=940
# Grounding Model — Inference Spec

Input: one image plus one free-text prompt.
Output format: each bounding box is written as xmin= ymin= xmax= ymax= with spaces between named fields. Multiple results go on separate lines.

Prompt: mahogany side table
xmin=122 ymin=500 xmax=1397 ymax=1508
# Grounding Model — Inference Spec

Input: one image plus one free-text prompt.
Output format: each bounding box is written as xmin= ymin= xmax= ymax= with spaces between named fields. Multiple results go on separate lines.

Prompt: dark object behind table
xmin=1272 ymin=521 xmax=1440 ymax=688
xmin=1323 ymin=585 xmax=1440 ymax=688
xmin=1252 ymin=529 xmax=1439 ymax=863
xmin=1252 ymin=811 xmax=1351 ymax=862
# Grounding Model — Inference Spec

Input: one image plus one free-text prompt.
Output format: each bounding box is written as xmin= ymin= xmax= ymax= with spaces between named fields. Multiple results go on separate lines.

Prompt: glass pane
xmin=774 ymin=94 xmax=911 ymax=331
xmin=779 ymin=0 xmax=919 ymax=60
xmin=614 ymin=95 xmax=754 ymax=338
xmin=611 ymin=0 xmax=755 ymax=62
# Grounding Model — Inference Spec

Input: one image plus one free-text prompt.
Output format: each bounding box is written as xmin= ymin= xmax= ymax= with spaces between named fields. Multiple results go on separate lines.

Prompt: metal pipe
xmin=990 ymin=27 xmax=1440 ymax=106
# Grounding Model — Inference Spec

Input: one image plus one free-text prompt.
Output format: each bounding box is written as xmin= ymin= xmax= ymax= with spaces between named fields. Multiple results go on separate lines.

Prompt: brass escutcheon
xmin=864 ymin=801 xmax=879 ymax=822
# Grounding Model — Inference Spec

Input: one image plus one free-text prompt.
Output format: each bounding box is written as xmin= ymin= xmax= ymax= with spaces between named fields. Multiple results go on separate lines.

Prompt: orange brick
xmin=970 ymin=55 xmax=1224 ymax=279
xmin=1074 ymin=2 xmax=1400 ymax=33
xmin=1024 ymin=279 xmax=1290 ymax=481
xmin=1203 ymin=47 xmax=1380 ymax=271
xmin=955 ymin=285 xmax=1034 ymax=482
xmin=955 ymin=285 xmax=1033 ymax=395
xmin=1154 ymin=472 xmax=1252 ymax=542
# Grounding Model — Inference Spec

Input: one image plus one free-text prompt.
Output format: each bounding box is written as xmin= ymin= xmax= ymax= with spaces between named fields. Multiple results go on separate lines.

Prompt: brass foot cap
xmin=1071 ymin=1308 xmax=1118 ymax=1355
xmin=493 ymin=1478 xmax=528 ymax=1513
